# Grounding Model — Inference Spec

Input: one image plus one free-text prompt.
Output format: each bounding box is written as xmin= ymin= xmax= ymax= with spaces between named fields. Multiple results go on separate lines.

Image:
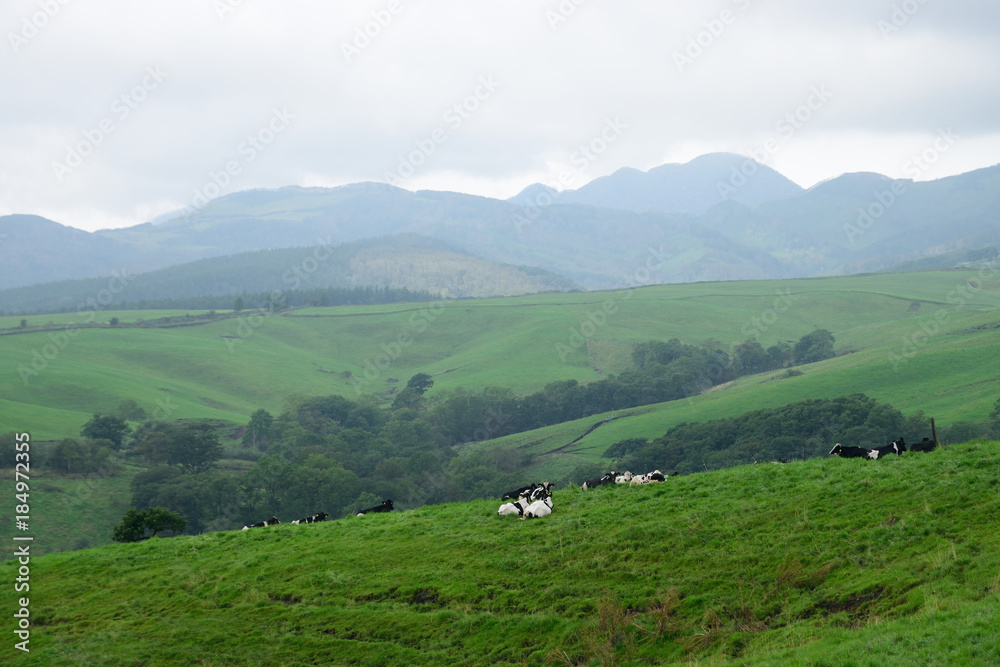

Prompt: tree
xmin=166 ymin=422 xmax=224 ymax=474
xmin=233 ymin=295 xmax=244 ymax=312
xmin=990 ymin=398 xmax=1000 ymax=438
xmin=117 ymin=399 xmax=147 ymax=422
xmin=406 ymin=373 xmax=434 ymax=395
xmin=109 ymin=317 xmax=120 ymax=326
xmin=50 ymin=438 xmax=83 ymax=474
xmin=112 ymin=508 xmax=147 ymax=543
xmin=136 ymin=431 xmax=171 ymax=466
xmin=242 ymin=409 xmax=274 ymax=451
xmin=81 ymin=414 xmax=130 ymax=449
xmin=732 ymin=338 xmax=770 ymax=376
xmin=112 ymin=507 xmax=186 ymax=542
xmin=143 ymin=507 xmax=187 ymax=536
xmin=793 ymin=329 xmax=836 ymax=365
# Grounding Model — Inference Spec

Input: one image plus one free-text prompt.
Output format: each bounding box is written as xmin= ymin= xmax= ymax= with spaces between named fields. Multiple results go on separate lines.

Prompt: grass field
xmin=6 ymin=439 xmax=999 ymax=665
xmin=2 ymin=270 xmax=999 ymax=442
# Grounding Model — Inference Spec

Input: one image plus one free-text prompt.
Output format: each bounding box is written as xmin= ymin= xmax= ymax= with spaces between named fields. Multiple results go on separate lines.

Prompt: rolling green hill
xmin=6 ymin=440 xmax=999 ymax=665
xmin=0 ymin=234 xmax=577 ymax=313
xmin=2 ymin=269 xmax=999 ymax=443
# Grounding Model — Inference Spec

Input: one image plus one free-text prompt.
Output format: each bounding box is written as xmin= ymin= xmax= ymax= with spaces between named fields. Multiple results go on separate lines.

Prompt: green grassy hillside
xmin=7 ymin=440 xmax=999 ymax=665
xmin=2 ymin=270 xmax=997 ymax=442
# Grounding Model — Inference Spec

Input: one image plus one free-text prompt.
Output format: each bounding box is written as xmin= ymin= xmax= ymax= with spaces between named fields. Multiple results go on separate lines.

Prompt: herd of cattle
xmin=829 ymin=436 xmax=936 ymax=460
xmin=494 ymin=468 xmax=674 ymax=520
xmin=242 ymin=439 xmax=938 ymax=529
xmin=241 ymin=501 xmax=393 ymax=530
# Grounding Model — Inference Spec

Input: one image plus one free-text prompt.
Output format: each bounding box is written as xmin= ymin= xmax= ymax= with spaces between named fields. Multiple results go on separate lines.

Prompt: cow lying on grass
xmin=498 ymin=495 xmax=533 ymax=517
xmin=910 ymin=437 xmax=936 ymax=452
xmin=356 ymin=500 xmax=393 ymax=516
xmin=521 ymin=496 xmax=553 ymax=520
xmin=582 ymin=472 xmax=617 ymax=490
xmin=630 ymin=470 xmax=667 ymax=485
xmin=292 ymin=512 xmax=329 ymax=525
xmin=242 ymin=516 xmax=280 ymax=530
xmin=502 ymin=481 xmax=553 ymax=501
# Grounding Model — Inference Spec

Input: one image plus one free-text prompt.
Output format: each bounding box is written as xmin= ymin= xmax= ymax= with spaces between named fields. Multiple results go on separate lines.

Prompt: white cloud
xmin=1 ymin=0 xmax=998 ymax=231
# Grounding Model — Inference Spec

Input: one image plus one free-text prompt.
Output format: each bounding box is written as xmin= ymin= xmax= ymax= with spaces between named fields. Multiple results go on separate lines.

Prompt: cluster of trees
xmin=605 ymin=394 xmax=936 ymax=475
xmin=111 ymin=372 xmax=547 ymax=532
xmin=425 ymin=330 xmax=837 ymax=443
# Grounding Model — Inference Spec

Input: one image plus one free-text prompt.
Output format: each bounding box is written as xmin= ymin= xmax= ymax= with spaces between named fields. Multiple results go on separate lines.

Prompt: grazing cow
xmin=582 ymin=472 xmax=616 ymax=490
xmin=356 ymin=499 xmax=394 ymax=516
xmin=829 ymin=443 xmax=869 ymax=458
xmin=910 ymin=437 xmax=936 ymax=453
xmin=501 ymin=483 xmax=537 ymax=501
xmin=615 ymin=471 xmax=634 ymax=484
xmin=498 ymin=495 xmax=532 ymax=517
xmin=242 ymin=516 xmax=280 ymax=530
xmin=521 ymin=496 xmax=553 ymax=520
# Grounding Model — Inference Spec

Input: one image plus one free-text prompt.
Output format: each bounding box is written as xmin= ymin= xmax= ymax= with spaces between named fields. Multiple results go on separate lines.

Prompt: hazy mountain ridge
xmin=0 ymin=235 xmax=578 ymax=312
xmin=3 ymin=155 xmax=999 ymax=299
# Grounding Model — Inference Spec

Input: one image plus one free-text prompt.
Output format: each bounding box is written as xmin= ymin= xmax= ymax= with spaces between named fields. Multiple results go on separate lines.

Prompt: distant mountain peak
xmin=553 ymin=152 xmax=804 ymax=215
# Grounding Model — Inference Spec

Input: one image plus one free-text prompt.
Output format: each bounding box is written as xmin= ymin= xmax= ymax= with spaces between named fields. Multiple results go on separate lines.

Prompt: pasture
xmin=6 ymin=439 xmax=999 ymax=665
xmin=2 ymin=269 xmax=999 ymax=441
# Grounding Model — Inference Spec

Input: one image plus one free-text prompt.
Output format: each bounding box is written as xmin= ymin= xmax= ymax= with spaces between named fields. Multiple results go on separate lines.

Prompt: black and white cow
xmin=528 ymin=483 xmax=554 ymax=502
xmin=615 ymin=471 xmax=634 ymax=484
xmin=521 ymin=496 xmax=553 ymax=520
xmin=630 ymin=469 xmax=666 ymax=485
xmin=356 ymin=499 xmax=393 ymax=516
xmin=501 ymin=483 xmax=537 ymax=501
xmin=498 ymin=495 xmax=532 ymax=517
xmin=292 ymin=511 xmax=329 ymax=525
xmin=910 ymin=437 xmax=936 ymax=453
xmin=582 ymin=472 xmax=617 ymax=490
xmin=867 ymin=439 xmax=906 ymax=460
xmin=829 ymin=443 xmax=869 ymax=458
xmin=242 ymin=516 xmax=280 ymax=530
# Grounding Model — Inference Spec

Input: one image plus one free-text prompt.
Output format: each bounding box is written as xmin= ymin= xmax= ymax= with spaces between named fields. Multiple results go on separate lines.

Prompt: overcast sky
xmin=2 ymin=0 xmax=999 ymax=232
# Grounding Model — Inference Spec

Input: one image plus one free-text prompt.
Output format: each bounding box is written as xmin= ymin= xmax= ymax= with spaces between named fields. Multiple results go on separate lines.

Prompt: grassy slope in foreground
xmin=8 ymin=440 xmax=1000 ymax=666
xmin=2 ymin=269 xmax=999 ymax=440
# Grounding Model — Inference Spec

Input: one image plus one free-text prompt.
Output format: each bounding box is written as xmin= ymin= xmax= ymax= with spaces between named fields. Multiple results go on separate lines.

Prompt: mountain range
xmin=2 ymin=153 xmax=999 ymax=309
